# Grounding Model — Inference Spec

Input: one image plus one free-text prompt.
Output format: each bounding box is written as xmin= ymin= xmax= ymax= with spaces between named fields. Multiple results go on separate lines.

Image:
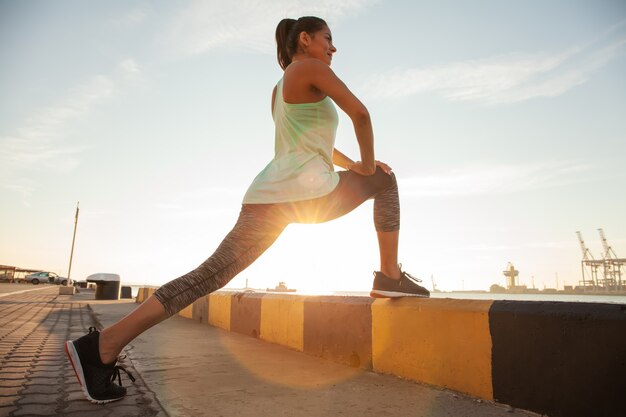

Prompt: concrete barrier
xmin=489 ymin=301 xmax=625 ymax=417
xmin=372 ymin=298 xmax=493 ymax=400
xmin=59 ymin=286 xmax=76 ymax=295
xmin=137 ymin=290 xmax=626 ymax=417
xmin=260 ymin=293 xmax=304 ymax=351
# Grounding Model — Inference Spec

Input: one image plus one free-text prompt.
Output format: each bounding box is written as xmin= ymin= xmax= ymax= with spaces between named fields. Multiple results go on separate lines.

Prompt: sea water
xmin=130 ymin=285 xmax=626 ymax=304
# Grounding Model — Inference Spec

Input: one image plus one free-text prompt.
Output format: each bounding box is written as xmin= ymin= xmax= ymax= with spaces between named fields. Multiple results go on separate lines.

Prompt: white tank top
xmin=242 ymin=78 xmax=340 ymax=204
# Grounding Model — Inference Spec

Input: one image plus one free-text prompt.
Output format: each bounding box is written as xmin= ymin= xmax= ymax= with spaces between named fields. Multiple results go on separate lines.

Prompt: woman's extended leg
xmin=66 ymin=204 xmax=287 ymax=403
xmin=100 ymin=204 xmax=286 ymax=361
xmin=98 ymin=296 xmax=166 ymax=364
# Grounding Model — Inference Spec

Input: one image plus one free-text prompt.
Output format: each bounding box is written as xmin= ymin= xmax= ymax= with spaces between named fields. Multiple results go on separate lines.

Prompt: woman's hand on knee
xmin=375 ymin=160 xmax=393 ymax=175
xmin=348 ymin=161 xmax=376 ymax=176
xmin=348 ymin=160 xmax=392 ymax=176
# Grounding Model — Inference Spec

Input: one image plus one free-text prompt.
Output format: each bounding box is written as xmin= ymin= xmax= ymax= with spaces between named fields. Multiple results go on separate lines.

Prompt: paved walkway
xmin=0 ymin=283 xmax=55 ymax=296
xmin=0 ymin=286 xmax=165 ymax=417
xmin=1 ymin=287 xmax=538 ymax=417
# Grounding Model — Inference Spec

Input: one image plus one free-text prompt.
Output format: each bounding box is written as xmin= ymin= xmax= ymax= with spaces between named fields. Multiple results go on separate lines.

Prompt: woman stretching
xmin=65 ymin=16 xmax=430 ymax=404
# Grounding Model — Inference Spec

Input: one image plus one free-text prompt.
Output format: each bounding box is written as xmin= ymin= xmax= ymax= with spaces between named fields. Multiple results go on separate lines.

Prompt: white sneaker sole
xmin=65 ymin=340 xmax=123 ymax=404
xmin=370 ymin=290 xmax=429 ymax=298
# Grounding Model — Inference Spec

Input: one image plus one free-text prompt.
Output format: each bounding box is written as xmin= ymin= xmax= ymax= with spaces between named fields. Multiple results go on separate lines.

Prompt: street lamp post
xmin=67 ymin=202 xmax=79 ymax=285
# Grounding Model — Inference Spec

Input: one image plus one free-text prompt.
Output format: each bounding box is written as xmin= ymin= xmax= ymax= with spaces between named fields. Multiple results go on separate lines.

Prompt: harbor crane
xmin=576 ymin=231 xmax=602 ymax=288
xmin=597 ymin=228 xmax=625 ymax=290
xmin=576 ymin=229 xmax=625 ymax=292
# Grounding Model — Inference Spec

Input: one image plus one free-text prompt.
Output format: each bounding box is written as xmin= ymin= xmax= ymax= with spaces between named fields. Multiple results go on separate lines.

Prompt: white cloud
xmin=110 ymin=7 xmax=149 ymax=28
xmin=398 ymin=162 xmax=592 ymax=198
xmin=119 ymin=58 xmax=141 ymax=75
xmin=359 ymin=31 xmax=626 ymax=105
xmin=162 ymin=0 xmax=378 ymax=57
xmin=0 ymin=60 xmax=139 ymax=202
xmin=16 ymin=75 xmax=114 ymax=141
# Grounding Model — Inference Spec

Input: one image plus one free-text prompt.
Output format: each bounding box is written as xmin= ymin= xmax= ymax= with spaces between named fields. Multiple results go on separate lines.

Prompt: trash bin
xmin=87 ymin=273 xmax=121 ymax=300
xmin=120 ymin=286 xmax=132 ymax=299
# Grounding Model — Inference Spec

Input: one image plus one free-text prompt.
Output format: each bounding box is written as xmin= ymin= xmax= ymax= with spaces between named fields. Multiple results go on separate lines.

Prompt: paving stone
xmin=114 ymin=392 xmax=144 ymax=406
xmin=65 ymin=391 xmax=87 ymax=402
xmin=24 ymin=383 xmax=59 ymax=394
xmin=35 ymin=358 xmax=65 ymax=364
xmin=21 ymin=384 xmax=61 ymax=395
xmin=6 ymin=358 xmax=35 ymax=364
xmin=15 ymin=392 xmax=60 ymax=404
xmin=106 ymin=404 xmax=146 ymax=416
xmin=2 ymin=291 xmax=165 ymax=417
xmin=0 ymin=395 xmax=18 ymax=407
xmin=8 ymin=355 xmax=37 ymax=360
xmin=29 ymin=370 xmax=64 ymax=380
xmin=30 ymin=366 xmax=65 ymax=377
xmin=1 ymin=372 xmax=25 ymax=379
xmin=0 ymin=386 xmax=22 ymax=396
xmin=61 ymin=399 xmax=108 ymax=413
xmin=1 ymin=364 xmax=31 ymax=372
xmin=0 ymin=379 xmax=23 ymax=388
xmin=28 ymin=374 xmax=63 ymax=382
xmin=65 ymin=386 xmax=83 ymax=394
xmin=36 ymin=354 xmax=65 ymax=360
xmin=0 ymin=404 xmax=18 ymax=415
xmin=64 ymin=407 xmax=111 ymax=417
xmin=12 ymin=402 xmax=58 ymax=416
xmin=64 ymin=376 xmax=82 ymax=385
xmin=34 ymin=360 xmax=65 ymax=366
xmin=39 ymin=350 xmax=63 ymax=356
xmin=12 ymin=351 xmax=38 ymax=357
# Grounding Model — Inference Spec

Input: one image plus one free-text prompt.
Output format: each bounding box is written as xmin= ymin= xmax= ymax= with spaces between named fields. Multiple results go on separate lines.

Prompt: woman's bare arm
xmin=332 ymin=147 xmax=355 ymax=170
xmin=295 ymin=59 xmax=376 ymax=175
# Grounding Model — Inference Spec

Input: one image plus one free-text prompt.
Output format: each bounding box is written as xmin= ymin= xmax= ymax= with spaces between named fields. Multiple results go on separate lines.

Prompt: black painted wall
xmin=490 ymin=301 xmax=626 ymax=417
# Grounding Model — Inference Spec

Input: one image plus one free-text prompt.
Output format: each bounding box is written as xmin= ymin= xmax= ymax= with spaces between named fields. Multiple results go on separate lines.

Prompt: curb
xmin=136 ymin=288 xmax=626 ymax=417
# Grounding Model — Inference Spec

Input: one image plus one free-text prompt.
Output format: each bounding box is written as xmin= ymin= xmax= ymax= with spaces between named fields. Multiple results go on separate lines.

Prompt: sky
xmin=1 ymin=0 xmax=625 ymax=293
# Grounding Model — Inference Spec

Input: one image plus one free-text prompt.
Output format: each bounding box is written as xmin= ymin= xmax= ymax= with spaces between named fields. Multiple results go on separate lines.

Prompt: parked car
xmin=25 ymin=271 xmax=70 ymax=286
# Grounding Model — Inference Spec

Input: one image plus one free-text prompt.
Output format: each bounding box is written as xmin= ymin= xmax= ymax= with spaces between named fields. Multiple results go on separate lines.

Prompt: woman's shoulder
xmin=285 ymin=58 xmax=332 ymax=76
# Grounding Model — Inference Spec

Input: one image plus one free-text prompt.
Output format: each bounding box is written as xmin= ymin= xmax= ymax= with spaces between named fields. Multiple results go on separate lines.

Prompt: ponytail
xmin=275 ymin=16 xmax=328 ymax=70
xmin=276 ymin=18 xmax=297 ymax=70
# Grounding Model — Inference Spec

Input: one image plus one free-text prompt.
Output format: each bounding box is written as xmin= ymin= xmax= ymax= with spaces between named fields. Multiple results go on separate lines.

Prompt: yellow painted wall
xmin=179 ymin=304 xmax=193 ymax=319
xmin=260 ymin=294 xmax=304 ymax=351
xmin=208 ymin=292 xmax=231 ymax=330
xmin=137 ymin=288 xmax=157 ymax=303
xmin=372 ymin=298 xmax=494 ymax=400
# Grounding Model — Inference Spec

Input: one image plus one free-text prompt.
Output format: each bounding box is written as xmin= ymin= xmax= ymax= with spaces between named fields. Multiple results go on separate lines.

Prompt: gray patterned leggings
xmin=154 ymin=167 xmax=400 ymax=317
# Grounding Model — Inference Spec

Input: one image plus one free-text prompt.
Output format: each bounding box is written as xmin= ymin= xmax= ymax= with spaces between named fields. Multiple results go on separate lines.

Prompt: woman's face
xmin=304 ymin=26 xmax=336 ymax=65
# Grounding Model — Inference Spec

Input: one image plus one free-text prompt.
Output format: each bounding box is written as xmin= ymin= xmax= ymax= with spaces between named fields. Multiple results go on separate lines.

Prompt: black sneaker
xmin=65 ymin=327 xmax=135 ymax=404
xmin=370 ymin=265 xmax=430 ymax=298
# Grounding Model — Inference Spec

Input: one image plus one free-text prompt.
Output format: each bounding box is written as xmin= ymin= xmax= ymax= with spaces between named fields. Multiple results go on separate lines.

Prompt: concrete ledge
xmin=231 ymin=292 xmax=263 ymax=338
xmin=490 ymin=301 xmax=626 ymax=417
xmin=59 ymin=286 xmax=76 ymax=295
xmin=192 ymin=295 xmax=209 ymax=323
xmin=208 ymin=292 xmax=231 ymax=330
xmin=304 ymin=296 xmax=373 ymax=369
xmin=372 ymin=298 xmax=493 ymax=400
xmin=137 ymin=289 xmax=626 ymax=417
xmin=259 ymin=293 xmax=304 ymax=351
